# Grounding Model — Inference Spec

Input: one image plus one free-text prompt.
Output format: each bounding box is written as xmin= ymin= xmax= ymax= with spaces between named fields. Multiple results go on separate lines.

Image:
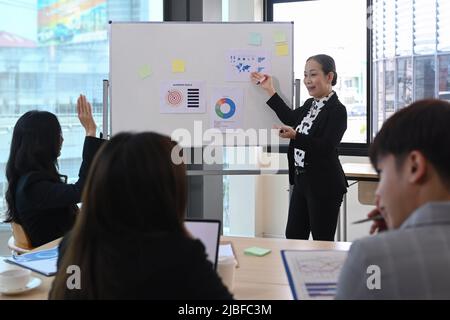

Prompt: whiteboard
xmin=109 ymin=22 xmax=293 ymax=146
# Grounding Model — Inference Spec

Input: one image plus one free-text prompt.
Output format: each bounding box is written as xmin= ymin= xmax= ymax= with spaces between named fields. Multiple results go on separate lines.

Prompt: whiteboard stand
xmin=102 ymin=79 xmax=110 ymax=139
xmin=294 ymin=79 xmax=301 ymax=109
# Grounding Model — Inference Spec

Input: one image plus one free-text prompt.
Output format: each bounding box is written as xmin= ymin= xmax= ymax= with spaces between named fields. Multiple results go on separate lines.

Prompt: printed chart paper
xmin=281 ymin=250 xmax=348 ymax=300
xmin=160 ymin=81 xmax=206 ymax=113
xmin=225 ymin=49 xmax=271 ymax=82
xmin=210 ymin=87 xmax=244 ymax=131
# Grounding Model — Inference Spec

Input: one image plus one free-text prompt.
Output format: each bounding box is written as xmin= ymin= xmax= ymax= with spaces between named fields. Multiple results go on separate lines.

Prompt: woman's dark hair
xmin=49 ymin=132 xmax=188 ymax=299
xmin=369 ymin=99 xmax=450 ymax=189
xmin=5 ymin=111 xmax=63 ymax=223
xmin=307 ymin=54 xmax=338 ymax=86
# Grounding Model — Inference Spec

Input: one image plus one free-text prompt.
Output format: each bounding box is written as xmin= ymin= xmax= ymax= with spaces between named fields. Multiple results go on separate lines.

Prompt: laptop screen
xmin=185 ymin=219 xmax=221 ymax=270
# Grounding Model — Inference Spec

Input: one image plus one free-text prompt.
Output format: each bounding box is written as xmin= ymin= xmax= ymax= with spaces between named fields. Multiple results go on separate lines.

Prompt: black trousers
xmin=286 ymin=172 xmax=344 ymax=241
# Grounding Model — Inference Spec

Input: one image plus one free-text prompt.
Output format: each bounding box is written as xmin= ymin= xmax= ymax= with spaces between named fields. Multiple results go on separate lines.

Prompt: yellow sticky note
xmin=138 ymin=64 xmax=151 ymax=79
xmin=274 ymin=31 xmax=286 ymax=43
xmin=172 ymin=59 xmax=185 ymax=73
xmin=276 ymin=43 xmax=289 ymax=56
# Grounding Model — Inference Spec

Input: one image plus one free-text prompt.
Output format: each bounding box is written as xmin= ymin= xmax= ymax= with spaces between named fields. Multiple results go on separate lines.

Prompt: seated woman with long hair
xmin=49 ymin=132 xmax=233 ymax=300
xmin=4 ymin=95 xmax=102 ymax=247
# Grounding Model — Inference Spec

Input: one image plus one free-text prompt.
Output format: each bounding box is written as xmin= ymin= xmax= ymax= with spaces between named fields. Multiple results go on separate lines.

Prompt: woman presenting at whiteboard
xmin=251 ymin=54 xmax=348 ymax=241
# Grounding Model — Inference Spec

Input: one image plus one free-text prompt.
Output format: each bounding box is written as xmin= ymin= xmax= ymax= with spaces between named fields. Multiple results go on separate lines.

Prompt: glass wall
xmin=0 ymin=0 xmax=163 ymax=219
xmin=438 ymin=55 xmax=450 ymax=101
xmin=271 ymin=0 xmax=368 ymax=144
xmin=372 ymin=0 xmax=450 ymax=135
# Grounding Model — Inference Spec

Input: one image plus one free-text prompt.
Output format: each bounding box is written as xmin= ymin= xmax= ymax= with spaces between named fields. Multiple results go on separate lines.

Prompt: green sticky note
xmin=138 ymin=64 xmax=151 ymax=79
xmin=274 ymin=31 xmax=286 ymax=43
xmin=244 ymin=246 xmax=271 ymax=257
xmin=249 ymin=32 xmax=262 ymax=46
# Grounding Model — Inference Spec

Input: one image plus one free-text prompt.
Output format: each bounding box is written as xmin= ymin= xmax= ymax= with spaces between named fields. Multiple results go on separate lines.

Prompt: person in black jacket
xmin=4 ymin=95 xmax=103 ymax=247
xmin=251 ymin=54 xmax=348 ymax=241
xmin=49 ymin=132 xmax=233 ymax=300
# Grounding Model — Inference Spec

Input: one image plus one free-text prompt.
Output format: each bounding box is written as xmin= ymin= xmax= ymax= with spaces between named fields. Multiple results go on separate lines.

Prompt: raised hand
xmin=77 ymin=94 xmax=97 ymax=137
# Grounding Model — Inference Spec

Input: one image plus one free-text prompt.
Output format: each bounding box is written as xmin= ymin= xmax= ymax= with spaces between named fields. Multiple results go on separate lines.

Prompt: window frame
xmin=265 ymin=0 xmax=372 ymax=156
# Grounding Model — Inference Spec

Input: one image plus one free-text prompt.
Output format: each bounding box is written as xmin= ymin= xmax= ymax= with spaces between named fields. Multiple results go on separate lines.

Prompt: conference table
xmin=0 ymin=236 xmax=351 ymax=300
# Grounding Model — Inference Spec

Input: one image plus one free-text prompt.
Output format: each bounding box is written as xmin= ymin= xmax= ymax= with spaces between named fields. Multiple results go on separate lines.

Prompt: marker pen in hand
xmin=256 ymin=76 xmax=266 ymax=85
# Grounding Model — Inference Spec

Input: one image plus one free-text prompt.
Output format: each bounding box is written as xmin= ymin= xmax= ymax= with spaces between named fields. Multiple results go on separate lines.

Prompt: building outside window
xmin=271 ymin=0 xmax=368 ymax=145
xmin=372 ymin=0 xmax=450 ymax=136
xmin=0 ymin=0 xmax=163 ymax=219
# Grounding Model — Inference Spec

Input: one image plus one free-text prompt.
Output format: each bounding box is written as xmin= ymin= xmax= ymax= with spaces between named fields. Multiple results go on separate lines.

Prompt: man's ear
xmin=407 ymin=150 xmax=427 ymax=184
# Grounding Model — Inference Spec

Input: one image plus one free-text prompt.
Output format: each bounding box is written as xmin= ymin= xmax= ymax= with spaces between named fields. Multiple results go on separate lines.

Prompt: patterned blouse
xmin=294 ymin=91 xmax=335 ymax=168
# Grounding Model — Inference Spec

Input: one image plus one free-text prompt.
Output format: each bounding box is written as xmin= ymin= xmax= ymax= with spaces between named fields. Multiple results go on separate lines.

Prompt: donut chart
xmin=215 ymin=98 xmax=236 ymax=119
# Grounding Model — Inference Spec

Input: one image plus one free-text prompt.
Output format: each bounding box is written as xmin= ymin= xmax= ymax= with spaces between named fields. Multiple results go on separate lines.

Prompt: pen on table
xmin=256 ymin=76 xmax=266 ymax=85
xmin=352 ymin=214 xmax=384 ymax=224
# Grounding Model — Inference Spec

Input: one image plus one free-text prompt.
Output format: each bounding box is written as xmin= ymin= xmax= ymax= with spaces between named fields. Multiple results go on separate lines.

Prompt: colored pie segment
xmin=215 ymin=98 xmax=236 ymax=119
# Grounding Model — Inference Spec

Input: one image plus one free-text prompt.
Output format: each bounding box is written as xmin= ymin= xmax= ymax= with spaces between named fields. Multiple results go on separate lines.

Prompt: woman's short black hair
xmin=307 ymin=54 xmax=338 ymax=86
xmin=369 ymin=99 xmax=450 ymax=189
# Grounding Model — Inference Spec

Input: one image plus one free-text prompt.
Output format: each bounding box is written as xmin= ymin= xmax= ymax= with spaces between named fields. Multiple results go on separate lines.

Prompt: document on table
xmin=219 ymin=241 xmax=239 ymax=267
xmin=5 ymin=246 xmax=58 ymax=276
xmin=281 ymin=250 xmax=348 ymax=300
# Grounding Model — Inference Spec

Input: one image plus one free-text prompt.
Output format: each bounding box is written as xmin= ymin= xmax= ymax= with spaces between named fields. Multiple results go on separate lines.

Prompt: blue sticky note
xmin=249 ymin=33 xmax=262 ymax=46
xmin=244 ymin=246 xmax=271 ymax=257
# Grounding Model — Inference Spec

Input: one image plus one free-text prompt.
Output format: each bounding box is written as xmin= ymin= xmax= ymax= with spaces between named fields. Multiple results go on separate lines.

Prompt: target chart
xmin=166 ymin=89 xmax=183 ymax=106
xmin=160 ymin=81 xmax=206 ymax=114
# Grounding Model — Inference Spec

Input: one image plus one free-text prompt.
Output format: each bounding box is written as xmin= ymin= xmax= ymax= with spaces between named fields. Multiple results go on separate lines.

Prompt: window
xmin=438 ymin=55 xmax=450 ymax=101
xmin=437 ymin=0 xmax=450 ymax=52
xmin=0 ymin=1 xmax=163 ymax=219
xmin=396 ymin=0 xmax=413 ymax=56
xmin=267 ymin=0 xmax=370 ymax=153
xmin=414 ymin=56 xmax=436 ymax=100
xmin=384 ymin=59 xmax=395 ymax=117
xmin=396 ymin=57 xmax=413 ymax=109
xmin=371 ymin=0 xmax=450 ymax=137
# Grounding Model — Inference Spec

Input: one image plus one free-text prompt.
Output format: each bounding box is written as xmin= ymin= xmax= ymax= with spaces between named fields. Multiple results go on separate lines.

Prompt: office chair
xmin=358 ymin=181 xmax=378 ymax=206
xmin=7 ymin=222 xmax=33 ymax=254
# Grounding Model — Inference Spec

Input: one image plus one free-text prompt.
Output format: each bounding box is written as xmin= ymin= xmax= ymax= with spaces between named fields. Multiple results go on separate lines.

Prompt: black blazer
xmin=14 ymin=136 xmax=103 ymax=247
xmin=267 ymin=92 xmax=348 ymax=196
xmin=52 ymin=232 xmax=233 ymax=300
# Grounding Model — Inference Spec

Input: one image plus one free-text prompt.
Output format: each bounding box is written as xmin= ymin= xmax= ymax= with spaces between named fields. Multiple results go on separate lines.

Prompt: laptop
xmin=185 ymin=219 xmax=221 ymax=270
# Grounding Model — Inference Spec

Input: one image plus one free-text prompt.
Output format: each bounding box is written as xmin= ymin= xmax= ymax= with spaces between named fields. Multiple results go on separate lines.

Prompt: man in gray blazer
xmin=336 ymin=99 xmax=450 ymax=299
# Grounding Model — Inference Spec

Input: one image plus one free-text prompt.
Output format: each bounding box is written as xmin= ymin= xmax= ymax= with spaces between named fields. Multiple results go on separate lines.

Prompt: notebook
xmin=5 ymin=246 xmax=58 ymax=277
xmin=185 ymin=219 xmax=221 ymax=270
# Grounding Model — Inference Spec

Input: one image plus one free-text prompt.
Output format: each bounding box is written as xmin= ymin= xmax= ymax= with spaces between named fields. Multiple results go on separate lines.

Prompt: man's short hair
xmin=369 ymin=99 xmax=450 ymax=189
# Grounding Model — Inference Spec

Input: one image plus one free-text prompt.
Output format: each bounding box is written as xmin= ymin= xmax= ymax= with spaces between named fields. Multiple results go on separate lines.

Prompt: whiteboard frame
xmin=108 ymin=21 xmax=294 ymax=147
